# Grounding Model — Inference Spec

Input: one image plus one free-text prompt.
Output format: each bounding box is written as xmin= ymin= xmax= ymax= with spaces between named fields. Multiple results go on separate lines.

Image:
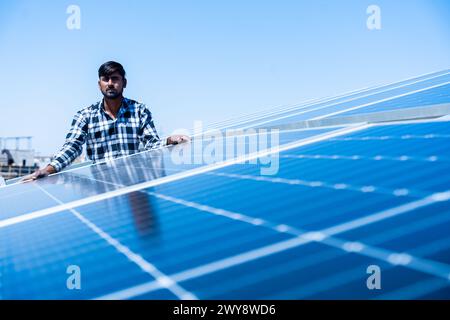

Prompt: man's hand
xmin=21 ymin=165 xmax=56 ymax=182
xmin=166 ymin=135 xmax=190 ymax=145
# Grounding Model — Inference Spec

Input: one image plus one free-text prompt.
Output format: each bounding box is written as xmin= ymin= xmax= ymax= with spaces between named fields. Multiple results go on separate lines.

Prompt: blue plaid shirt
xmin=50 ymin=98 xmax=162 ymax=172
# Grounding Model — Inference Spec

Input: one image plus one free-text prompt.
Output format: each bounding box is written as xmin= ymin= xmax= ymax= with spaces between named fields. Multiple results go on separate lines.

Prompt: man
xmin=23 ymin=61 xmax=189 ymax=181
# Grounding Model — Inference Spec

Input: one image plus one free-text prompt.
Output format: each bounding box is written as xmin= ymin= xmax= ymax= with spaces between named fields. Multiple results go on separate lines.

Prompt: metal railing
xmin=0 ymin=164 xmax=38 ymax=180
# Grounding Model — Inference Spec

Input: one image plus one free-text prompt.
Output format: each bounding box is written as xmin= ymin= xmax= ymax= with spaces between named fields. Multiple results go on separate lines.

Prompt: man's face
xmin=98 ymin=71 xmax=126 ymax=99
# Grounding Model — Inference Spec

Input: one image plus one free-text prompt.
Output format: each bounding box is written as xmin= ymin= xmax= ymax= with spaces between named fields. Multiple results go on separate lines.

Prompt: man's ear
xmin=123 ymin=78 xmax=127 ymax=88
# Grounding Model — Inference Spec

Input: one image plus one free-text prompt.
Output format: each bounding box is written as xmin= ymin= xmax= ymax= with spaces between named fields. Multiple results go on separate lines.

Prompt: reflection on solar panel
xmin=1 ymin=70 xmax=450 ymax=300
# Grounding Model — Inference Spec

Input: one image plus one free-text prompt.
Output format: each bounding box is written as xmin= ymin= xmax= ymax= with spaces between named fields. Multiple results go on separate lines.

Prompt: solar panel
xmin=0 ymin=127 xmax=346 ymax=220
xmin=324 ymin=83 xmax=450 ymax=119
xmin=1 ymin=71 xmax=450 ymax=300
xmin=201 ymin=69 xmax=450 ymax=132
xmin=234 ymin=71 xmax=450 ymax=129
xmin=89 ymin=120 xmax=449 ymax=300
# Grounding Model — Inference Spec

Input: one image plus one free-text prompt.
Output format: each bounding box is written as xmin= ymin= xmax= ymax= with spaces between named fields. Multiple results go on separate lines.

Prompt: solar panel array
xmin=232 ymin=70 xmax=450 ymax=129
xmin=1 ymin=70 xmax=450 ymax=299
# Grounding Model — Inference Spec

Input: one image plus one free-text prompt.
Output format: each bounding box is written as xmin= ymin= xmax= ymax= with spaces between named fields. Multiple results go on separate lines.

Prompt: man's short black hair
xmin=98 ymin=61 xmax=126 ymax=79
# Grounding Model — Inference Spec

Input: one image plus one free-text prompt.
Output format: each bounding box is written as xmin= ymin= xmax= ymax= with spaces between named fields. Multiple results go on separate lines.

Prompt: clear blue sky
xmin=0 ymin=0 xmax=449 ymax=155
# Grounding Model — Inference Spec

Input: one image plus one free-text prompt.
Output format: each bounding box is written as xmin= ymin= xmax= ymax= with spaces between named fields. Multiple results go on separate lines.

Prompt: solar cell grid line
xmin=199 ymin=69 xmax=450 ymax=132
xmin=132 ymin=162 xmax=430 ymax=200
xmin=207 ymin=154 xmax=449 ymax=203
xmin=231 ymin=138 xmax=447 ymax=182
xmin=288 ymin=129 xmax=450 ymax=168
xmin=279 ymin=144 xmax=446 ymax=163
xmin=278 ymin=154 xmax=449 ymax=163
xmin=0 ymin=124 xmax=369 ymax=228
xmin=229 ymin=74 xmax=450 ymax=130
xmin=331 ymin=135 xmax=450 ymax=141
xmin=206 ymin=171 xmax=429 ymax=198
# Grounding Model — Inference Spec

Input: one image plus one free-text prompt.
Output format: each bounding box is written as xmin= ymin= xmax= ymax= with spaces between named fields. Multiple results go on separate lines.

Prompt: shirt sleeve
xmin=140 ymin=105 xmax=164 ymax=150
xmin=49 ymin=111 xmax=88 ymax=172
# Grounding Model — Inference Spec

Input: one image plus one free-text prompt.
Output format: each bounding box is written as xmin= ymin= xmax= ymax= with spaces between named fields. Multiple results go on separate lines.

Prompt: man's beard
xmin=103 ymin=89 xmax=121 ymax=99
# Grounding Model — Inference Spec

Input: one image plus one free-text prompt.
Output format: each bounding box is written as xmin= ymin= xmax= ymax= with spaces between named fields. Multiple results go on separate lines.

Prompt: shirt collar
xmin=99 ymin=97 xmax=129 ymax=117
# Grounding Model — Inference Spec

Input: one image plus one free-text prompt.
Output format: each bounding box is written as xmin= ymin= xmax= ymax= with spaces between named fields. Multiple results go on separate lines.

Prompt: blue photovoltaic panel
xmin=1 ymin=119 xmax=450 ymax=299
xmin=0 ymin=211 xmax=156 ymax=299
xmin=234 ymin=72 xmax=450 ymax=128
xmin=203 ymin=69 xmax=450 ymax=132
xmin=4 ymin=160 xmax=94 ymax=186
xmin=326 ymin=83 xmax=450 ymax=118
xmin=203 ymin=69 xmax=449 ymax=131
xmin=0 ymin=127 xmax=341 ymax=220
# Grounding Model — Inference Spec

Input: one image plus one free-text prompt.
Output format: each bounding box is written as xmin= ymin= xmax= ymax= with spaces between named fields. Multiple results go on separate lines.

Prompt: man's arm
xmin=139 ymin=106 xmax=190 ymax=149
xmin=21 ymin=164 xmax=56 ymax=182
xmin=140 ymin=106 xmax=164 ymax=150
xmin=22 ymin=111 xmax=88 ymax=182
